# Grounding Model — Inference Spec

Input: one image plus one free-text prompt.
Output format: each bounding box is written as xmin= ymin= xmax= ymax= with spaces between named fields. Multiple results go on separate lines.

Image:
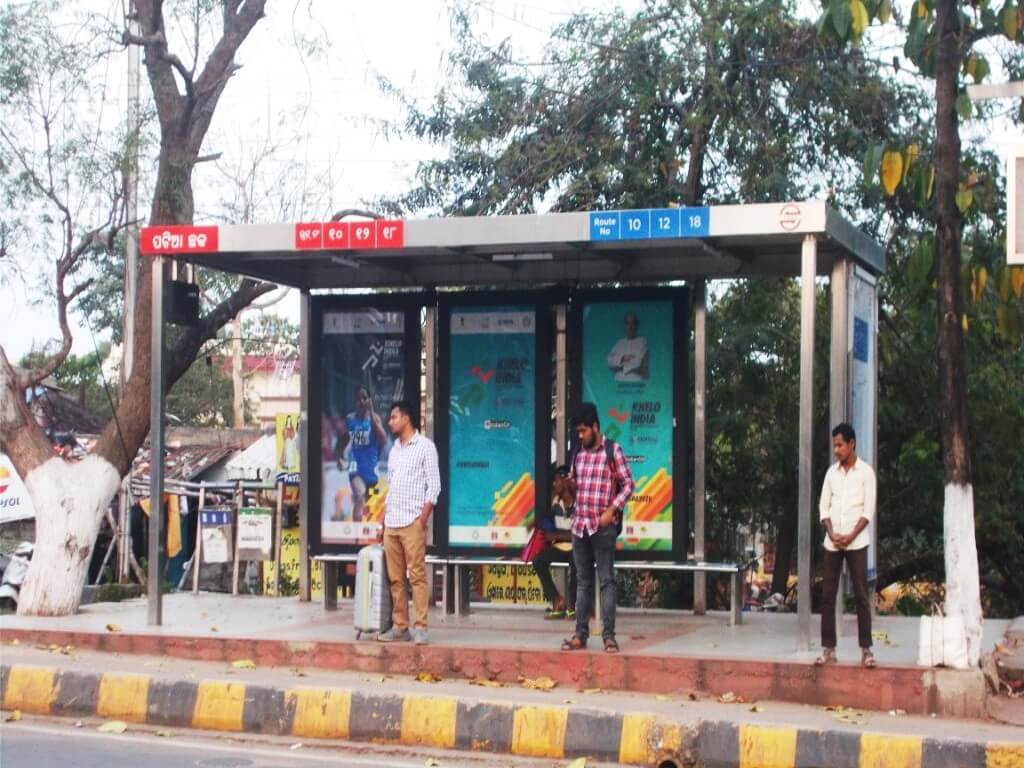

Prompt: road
xmin=0 ymin=717 xmax=601 ymax=768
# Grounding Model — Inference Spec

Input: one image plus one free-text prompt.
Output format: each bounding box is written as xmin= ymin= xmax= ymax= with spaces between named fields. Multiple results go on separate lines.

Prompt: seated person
xmin=532 ymin=465 xmax=577 ymax=619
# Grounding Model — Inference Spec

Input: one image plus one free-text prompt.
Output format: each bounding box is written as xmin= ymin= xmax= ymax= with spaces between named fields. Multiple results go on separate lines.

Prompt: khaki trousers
xmin=383 ymin=522 xmax=428 ymax=631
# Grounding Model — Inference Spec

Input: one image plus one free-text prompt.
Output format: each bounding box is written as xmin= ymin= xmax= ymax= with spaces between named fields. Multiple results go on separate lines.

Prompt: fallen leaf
xmin=655 ymin=695 xmax=672 ymax=702
xmin=156 ymin=729 xmax=174 ymax=737
xmin=564 ymin=759 xmax=587 ymax=768
xmin=688 ymin=693 xmax=698 ymax=701
xmin=10 ymin=639 xmax=19 ymax=646
xmin=562 ymin=699 xmax=576 ymax=704
xmin=290 ymin=743 xmax=303 ymax=751
xmin=424 ymin=760 xmax=440 ymax=767
xmin=232 ymin=659 xmax=256 ymax=670
xmin=105 ymin=624 xmax=122 ymax=633
xmin=468 ymin=677 xmax=504 ymax=688
xmin=416 ymin=672 xmax=442 ymax=684
xmin=210 ymin=627 xmax=219 ymax=632
xmin=750 ymin=705 xmax=763 ymax=713
xmin=290 ymin=668 xmax=307 ymax=677
xmin=519 ymin=676 xmax=557 ymax=691
xmin=97 ymin=720 xmax=128 ymax=734
xmin=5 ymin=710 xmax=22 ymax=722
xmin=718 ymin=692 xmax=748 ymax=704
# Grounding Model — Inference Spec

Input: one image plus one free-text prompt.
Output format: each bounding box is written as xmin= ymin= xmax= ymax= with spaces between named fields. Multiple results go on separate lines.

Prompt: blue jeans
xmin=573 ymin=526 xmax=617 ymax=642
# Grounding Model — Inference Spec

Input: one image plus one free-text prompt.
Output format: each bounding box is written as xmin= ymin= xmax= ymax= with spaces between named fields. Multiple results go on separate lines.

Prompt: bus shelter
xmin=141 ymin=201 xmax=884 ymax=650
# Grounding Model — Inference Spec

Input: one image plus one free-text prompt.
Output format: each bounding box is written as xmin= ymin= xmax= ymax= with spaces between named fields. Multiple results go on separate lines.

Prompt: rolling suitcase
xmin=354 ymin=544 xmax=392 ymax=640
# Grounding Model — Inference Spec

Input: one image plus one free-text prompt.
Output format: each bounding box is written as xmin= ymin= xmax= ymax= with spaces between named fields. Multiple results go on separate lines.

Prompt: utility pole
xmin=119 ymin=0 xmax=141 ymax=583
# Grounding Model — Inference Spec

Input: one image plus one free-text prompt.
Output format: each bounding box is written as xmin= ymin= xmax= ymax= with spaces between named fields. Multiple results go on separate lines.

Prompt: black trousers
xmin=820 ymin=546 xmax=872 ymax=649
xmin=533 ymin=544 xmax=576 ymax=610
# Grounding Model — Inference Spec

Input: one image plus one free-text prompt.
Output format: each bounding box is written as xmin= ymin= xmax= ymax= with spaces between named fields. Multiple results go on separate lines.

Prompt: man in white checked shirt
xmin=377 ymin=401 xmax=440 ymax=645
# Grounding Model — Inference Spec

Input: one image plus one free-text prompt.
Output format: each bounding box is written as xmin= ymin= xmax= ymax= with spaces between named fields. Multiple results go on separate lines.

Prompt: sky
xmin=3 ymin=0 xmax=1021 ymax=364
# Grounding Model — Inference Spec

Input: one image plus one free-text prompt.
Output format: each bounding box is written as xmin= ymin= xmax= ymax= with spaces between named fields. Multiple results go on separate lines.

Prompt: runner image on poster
xmin=582 ymin=301 xmax=673 ymax=551
xmin=320 ymin=310 xmax=405 ymax=545
xmin=448 ymin=306 xmax=536 ymax=548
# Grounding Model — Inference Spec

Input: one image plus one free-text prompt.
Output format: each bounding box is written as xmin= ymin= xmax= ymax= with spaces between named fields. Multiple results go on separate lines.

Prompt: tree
xmin=0 ymin=0 xmax=275 ymax=615
xmin=819 ymin=0 xmax=1024 ymax=664
xmin=380 ymin=0 xmax=928 ymax=217
xmin=381 ymin=0 xmax=933 ymax=597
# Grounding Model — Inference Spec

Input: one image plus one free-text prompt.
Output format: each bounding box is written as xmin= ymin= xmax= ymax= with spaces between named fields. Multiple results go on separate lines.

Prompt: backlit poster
xmin=448 ymin=306 xmax=536 ymax=548
xmin=320 ymin=310 xmax=405 ymax=545
xmin=582 ymin=300 xmax=673 ymax=551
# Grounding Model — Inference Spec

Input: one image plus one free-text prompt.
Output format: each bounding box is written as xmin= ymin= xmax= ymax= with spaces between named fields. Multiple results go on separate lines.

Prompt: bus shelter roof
xmin=142 ymin=201 xmax=884 ymax=290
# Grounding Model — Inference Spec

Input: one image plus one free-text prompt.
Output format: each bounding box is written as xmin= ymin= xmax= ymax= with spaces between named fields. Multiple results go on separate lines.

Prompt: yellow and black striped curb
xmin=2 ymin=664 xmax=1022 ymax=767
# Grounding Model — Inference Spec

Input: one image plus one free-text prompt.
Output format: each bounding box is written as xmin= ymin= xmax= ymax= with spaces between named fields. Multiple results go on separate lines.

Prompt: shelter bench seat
xmin=444 ymin=556 xmax=754 ymax=626
xmin=313 ymin=553 xmax=449 ymax=611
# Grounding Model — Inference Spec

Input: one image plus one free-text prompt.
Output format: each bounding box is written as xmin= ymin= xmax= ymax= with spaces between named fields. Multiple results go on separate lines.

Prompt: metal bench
xmin=313 ymin=553 xmax=449 ymax=611
xmin=445 ymin=556 xmax=754 ymax=626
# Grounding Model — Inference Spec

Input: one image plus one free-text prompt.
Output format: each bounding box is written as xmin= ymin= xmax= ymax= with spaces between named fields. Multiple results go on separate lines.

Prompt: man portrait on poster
xmin=606 ymin=311 xmax=648 ymax=382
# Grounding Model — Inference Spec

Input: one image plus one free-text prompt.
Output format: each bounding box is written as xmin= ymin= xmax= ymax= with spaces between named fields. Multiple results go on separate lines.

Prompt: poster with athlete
xmin=320 ymin=310 xmax=405 ymax=546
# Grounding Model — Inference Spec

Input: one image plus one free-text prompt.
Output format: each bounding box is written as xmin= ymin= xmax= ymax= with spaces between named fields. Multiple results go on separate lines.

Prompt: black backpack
xmin=571 ymin=439 xmax=625 ymax=536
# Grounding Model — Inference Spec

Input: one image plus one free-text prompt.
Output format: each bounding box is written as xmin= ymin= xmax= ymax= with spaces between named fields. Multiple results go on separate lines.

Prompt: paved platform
xmin=0 ymin=593 xmax=1008 ymax=719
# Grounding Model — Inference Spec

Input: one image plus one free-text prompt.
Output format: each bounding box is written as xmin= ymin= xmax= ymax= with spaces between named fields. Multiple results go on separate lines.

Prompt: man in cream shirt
xmin=815 ymin=422 xmax=877 ymax=669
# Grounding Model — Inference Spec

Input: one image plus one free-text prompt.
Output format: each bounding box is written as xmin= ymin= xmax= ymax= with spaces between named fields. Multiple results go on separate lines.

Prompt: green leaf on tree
xmin=956 ymin=94 xmax=972 ymax=121
xmin=907 ymin=241 xmax=933 ymax=287
xmin=955 ymin=183 xmax=973 ymax=213
xmin=863 ymin=144 xmax=883 ymax=186
xmin=832 ymin=0 xmax=853 ymax=37
xmin=877 ymin=0 xmax=891 ymax=23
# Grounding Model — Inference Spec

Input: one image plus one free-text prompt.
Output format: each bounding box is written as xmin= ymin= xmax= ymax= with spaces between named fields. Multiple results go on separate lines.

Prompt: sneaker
xmin=544 ymin=608 xmax=566 ymax=620
xmin=377 ymin=627 xmax=411 ymax=643
xmin=565 ymin=609 xmax=576 ymax=620
xmin=412 ymin=628 xmax=429 ymax=645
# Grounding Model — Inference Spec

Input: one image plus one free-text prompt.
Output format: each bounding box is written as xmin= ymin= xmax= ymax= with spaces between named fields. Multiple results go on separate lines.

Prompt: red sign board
xmin=140 ymin=225 xmax=219 ymax=255
xmin=324 ymin=221 xmax=350 ymax=249
xmin=294 ymin=223 xmax=324 ymax=250
xmin=350 ymin=221 xmax=375 ymax=248
xmin=375 ymin=219 xmax=404 ymax=249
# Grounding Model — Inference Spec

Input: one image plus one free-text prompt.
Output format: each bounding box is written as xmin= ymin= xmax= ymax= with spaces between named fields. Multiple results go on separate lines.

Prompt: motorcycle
xmin=0 ymin=542 xmax=34 ymax=612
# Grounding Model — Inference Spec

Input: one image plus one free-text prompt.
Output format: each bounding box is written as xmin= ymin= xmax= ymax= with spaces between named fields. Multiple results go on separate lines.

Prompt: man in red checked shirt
xmin=561 ymin=402 xmax=635 ymax=654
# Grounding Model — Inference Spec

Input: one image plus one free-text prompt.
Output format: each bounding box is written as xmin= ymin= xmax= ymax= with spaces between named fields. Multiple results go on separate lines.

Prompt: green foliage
xmin=18 ymin=345 xmax=117 ymax=424
xmin=382 ymin=0 xmax=929 ymax=216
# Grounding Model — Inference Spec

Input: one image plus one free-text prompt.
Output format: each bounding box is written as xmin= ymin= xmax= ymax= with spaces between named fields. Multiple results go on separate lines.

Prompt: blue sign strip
xmin=589 ymin=207 xmax=709 ymax=241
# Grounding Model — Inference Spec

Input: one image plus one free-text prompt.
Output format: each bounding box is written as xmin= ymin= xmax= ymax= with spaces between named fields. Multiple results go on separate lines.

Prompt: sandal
xmin=603 ymin=637 xmax=620 ymax=654
xmin=862 ymin=649 xmax=877 ymax=669
xmin=561 ymin=634 xmax=586 ymax=651
xmin=814 ymin=648 xmax=837 ymax=666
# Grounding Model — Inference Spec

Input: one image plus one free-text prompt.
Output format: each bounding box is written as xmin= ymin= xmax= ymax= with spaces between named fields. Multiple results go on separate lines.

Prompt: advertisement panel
xmin=320 ymin=310 xmax=406 ymax=546
xmin=237 ymin=507 xmax=274 ymax=561
xmin=0 ymin=453 xmax=35 ymax=524
xmin=581 ymin=300 xmax=674 ymax=551
xmin=447 ymin=306 xmax=536 ymax=548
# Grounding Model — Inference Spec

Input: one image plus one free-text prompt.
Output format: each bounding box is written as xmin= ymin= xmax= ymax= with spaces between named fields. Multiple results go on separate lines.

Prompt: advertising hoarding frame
xmin=307 ymin=293 xmax=428 ymax=557
xmin=435 ymin=291 xmax=553 ymax=557
xmin=567 ymin=286 xmax=690 ymax=562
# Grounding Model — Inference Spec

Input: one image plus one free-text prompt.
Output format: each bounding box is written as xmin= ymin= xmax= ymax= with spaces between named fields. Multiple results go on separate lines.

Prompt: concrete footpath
xmin=0 ymin=594 xmax=1007 ymax=719
xmin=1 ymin=644 xmax=1021 ymax=768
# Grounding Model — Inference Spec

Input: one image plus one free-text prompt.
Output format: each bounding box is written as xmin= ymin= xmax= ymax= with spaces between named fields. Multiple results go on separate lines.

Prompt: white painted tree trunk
xmin=17 ymin=455 xmax=122 ymax=616
xmin=943 ymin=482 xmax=984 ymax=667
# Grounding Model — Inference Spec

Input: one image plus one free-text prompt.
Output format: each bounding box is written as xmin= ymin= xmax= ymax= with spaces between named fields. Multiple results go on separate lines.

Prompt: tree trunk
xmin=934 ymin=0 xmax=982 ymax=666
xmin=16 ymin=456 xmax=122 ymax=615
